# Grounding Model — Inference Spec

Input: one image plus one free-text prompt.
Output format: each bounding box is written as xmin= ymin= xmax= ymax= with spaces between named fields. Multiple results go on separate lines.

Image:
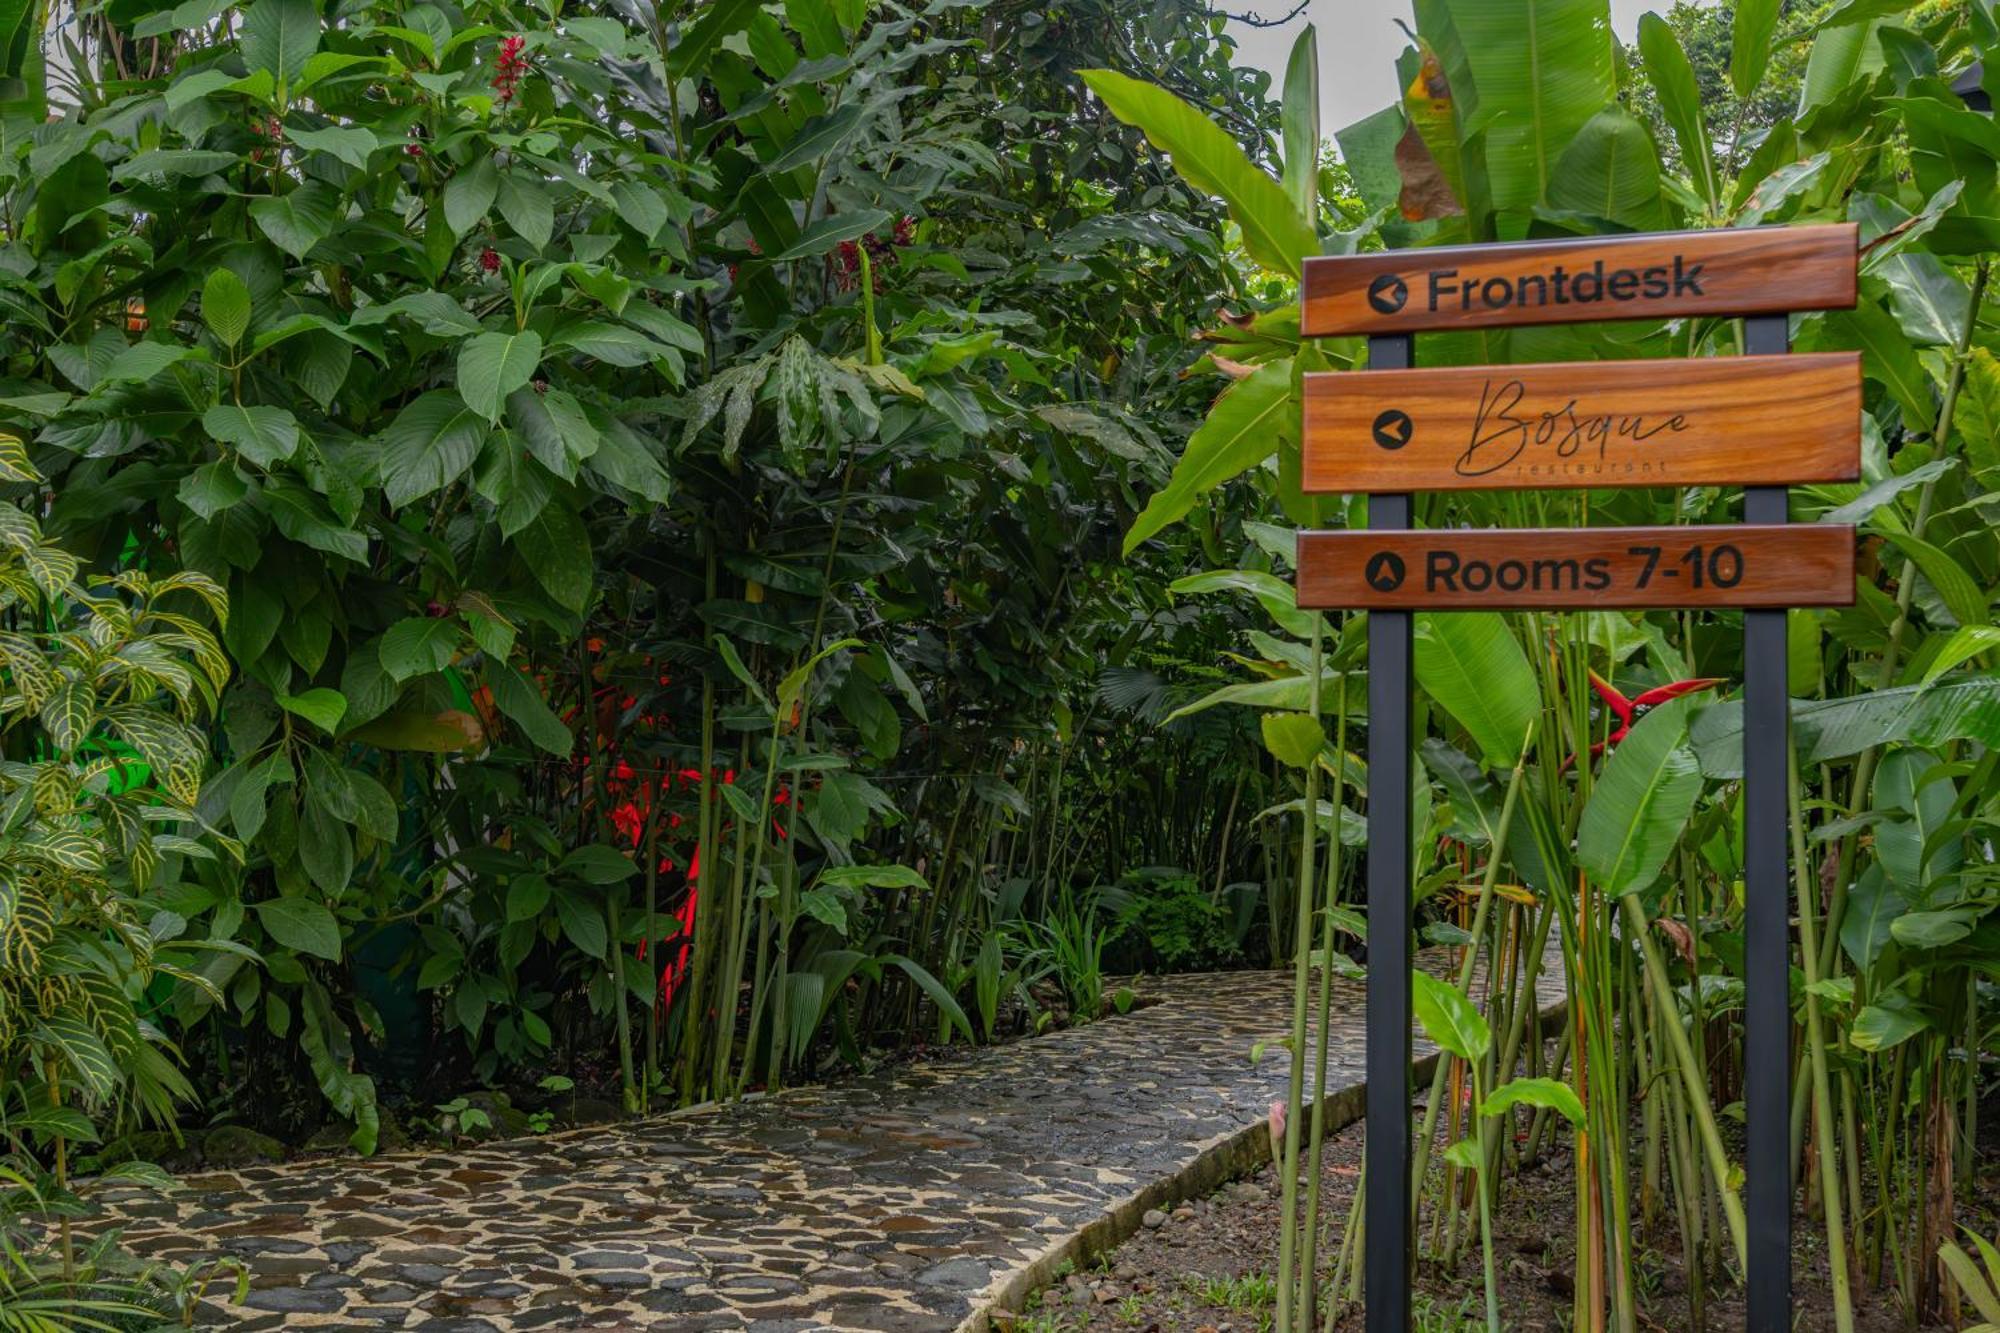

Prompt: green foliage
xmin=0 ymin=500 xmax=241 ymax=1321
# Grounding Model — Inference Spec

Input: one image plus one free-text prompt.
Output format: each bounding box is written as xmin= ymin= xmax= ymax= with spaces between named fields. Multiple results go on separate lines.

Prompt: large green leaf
xmin=1414 ymin=612 xmax=1538 ymax=767
xmin=1850 ymin=991 xmax=1930 ymax=1052
xmin=203 ymin=403 xmax=300 ymax=469
xmin=773 ymin=210 xmax=892 ymax=262
xmin=1412 ymin=968 xmax=1491 ymax=1062
xmin=1818 ymin=301 xmax=1938 ymax=432
xmin=1482 ymin=1075 xmax=1584 ymax=1126
xmin=253 ymin=895 xmax=341 ymax=960
xmin=1169 ymin=568 xmax=1318 ymax=638
xmin=1635 ymin=14 xmax=1716 ymax=208
xmin=1577 ymin=696 xmax=1702 ymax=897
xmin=457 ymin=330 xmax=544 ymax=424
xmin=1124 ymin=359 xmax=1293 ymax=554
xmin=249 ymin=182 xmax=338 ymax=259
xmin=1164 ymin=672 xmax=1355 ymax=723
xmin=1438 ymin=0 xmax=1616 ymax=216
xmin=1419 ymin=738 xmax=1504 ymax=846
xmin=240 ymin=0 xmax=319 ymax=96
xmin=1546 ymin=108 xmax=1667 ymax=229
xmin=668 ymin=0 xmax=762 ymax=78
xmin=484 ymin=659 xmax=572 ymax=755
xmin=1280 ymin=25 xmax=1320 ymax=221
xmin=1261 ymin=712 xmax=1325 ymax=768
xmin=378 ymin=390 xmax=489 ymax=508
xmin=1079 ymin=69 xmax=1316 ymax=278
xmin=1799 ymin=17 xmax=1883 ymax=116
xmin=884 ymin=953 xmax=974 ymax=1043
xmin=1730 ymin=0 xmax=1782 ymax=98
xmin=765 ymin=107 xmax=866 ymax=174
xmin=514 ymin=499 xmax=592 ymax=612
xmin=379 ymin=616 xmax=459 ymax=681
xmin=201 ymin=268 xmax=252 ymax=347
xmin=1690 ymin=679 xmax=2000 ymax=778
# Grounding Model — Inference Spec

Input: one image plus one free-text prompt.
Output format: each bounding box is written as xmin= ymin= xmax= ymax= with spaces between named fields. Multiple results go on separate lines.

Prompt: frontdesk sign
xmin=1302 ymin=352 xmax=1861 ymax=493
xmin=1303 ymin=224 xmax=1858 ymax=336
xmin=1295 ymin=525 xmax=1855 ymax=611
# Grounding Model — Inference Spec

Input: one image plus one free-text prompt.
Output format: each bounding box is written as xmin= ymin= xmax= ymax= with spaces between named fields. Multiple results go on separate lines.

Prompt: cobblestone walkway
xmin=99 ymin=960 xmax=1563 ymax=1331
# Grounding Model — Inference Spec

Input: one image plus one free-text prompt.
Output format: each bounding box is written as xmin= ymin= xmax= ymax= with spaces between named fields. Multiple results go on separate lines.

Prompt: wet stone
xmin=242 ymin=1285 xmax=349 ymax=1314
xmin=917 ymin=1257 xmax=991 ymax=1290
xmin=86 ymin=959 xmax=1561 ymax=1333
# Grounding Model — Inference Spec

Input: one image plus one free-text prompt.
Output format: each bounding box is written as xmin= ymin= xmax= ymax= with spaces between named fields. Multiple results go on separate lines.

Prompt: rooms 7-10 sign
xmin=1295 ymin=222 xmax=1861 ymax=1333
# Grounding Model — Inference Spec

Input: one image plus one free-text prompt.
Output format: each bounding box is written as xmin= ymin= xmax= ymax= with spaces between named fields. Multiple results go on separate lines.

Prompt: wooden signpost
xmin=1296 ymin=525 xmax=1855 ymax=610
xmin=1301 ymin=223 xmax=1857 ymax=335
xmin=1302 ymin=353 xmax=1861 ymax=493
xmin=1296 ymin=224 xmax=1860 ymax=1333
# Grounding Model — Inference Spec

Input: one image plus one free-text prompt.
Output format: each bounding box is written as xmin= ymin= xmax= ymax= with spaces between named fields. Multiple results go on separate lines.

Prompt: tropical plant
xmin=1081 ymin=0 xmax=2000 ymax=1329
xmin=0 ymin=489 xmax=244 ymax=1321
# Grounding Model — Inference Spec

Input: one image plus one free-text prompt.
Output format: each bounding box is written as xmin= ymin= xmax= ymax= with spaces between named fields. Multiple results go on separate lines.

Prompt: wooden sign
xmin=1301 ymin=352 xmax=1860 ymax=493
xmin=1294 ymin=525 xmax=1855 ymax=610
xmin=1302 ymin=224 xmax=1857 ymax=336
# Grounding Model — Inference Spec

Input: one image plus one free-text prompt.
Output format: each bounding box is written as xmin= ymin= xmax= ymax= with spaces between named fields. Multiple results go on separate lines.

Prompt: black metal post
xmin=1742 ymin=312 xmax=1792 ymax=1333
xmin=1364 ymin=333 xmax=1414 ymax=1333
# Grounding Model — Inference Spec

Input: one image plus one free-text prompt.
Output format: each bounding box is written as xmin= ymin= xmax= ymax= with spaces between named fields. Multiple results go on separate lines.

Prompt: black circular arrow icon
xmin=1371 ymin=409 xmax=1413 ymax=450
xmin=1364 ymin=551 xmax=1406 ymax=593
xmin=1367 ymin=272 xmax=1408 ymax=314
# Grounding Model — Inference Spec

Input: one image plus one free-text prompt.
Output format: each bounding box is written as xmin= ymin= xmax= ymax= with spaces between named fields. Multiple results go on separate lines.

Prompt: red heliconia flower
xmin=492 ymin=35 xmax=529 ymax=104
xmin=1567 ymin=669 xmax=1725 ymax=768
xmin=479 ymin=247 xmax=501 ymax=273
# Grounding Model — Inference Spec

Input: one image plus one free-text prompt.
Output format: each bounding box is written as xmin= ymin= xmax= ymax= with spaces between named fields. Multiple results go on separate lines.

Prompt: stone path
xmin=98 ymin=959 xmax=1564 ymax=1331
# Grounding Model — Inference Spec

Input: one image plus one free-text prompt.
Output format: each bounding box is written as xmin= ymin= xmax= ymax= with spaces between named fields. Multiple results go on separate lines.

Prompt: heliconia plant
xmin=1080 ymin=0 xmax=2000 ymax=1329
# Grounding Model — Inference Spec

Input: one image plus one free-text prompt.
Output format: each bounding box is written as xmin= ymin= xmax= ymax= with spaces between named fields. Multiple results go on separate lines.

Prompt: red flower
xmin=492 ymin=35 xmax=529 ymax=104
xmin=1568 ymin=669 xmax=1724 ymax=767
xmin=479 ymin=247 xmax=501 ymax=273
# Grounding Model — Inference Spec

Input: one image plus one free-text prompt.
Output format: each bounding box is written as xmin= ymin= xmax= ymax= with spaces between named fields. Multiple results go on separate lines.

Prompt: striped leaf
xmin=18 ymin=542 xmax=79 ymax=600
xmin=147 ymin=570 xmax=230 ymax=627
xmin=0 ymin=433 xmax=40 ymax=483
xmin=19 ymin=826 xmax=107 ymax=872
xmin=39 ymin=679 xmax=97 ymax=756
xmin=0 ymin=502 xmax=40 ymax=552
xmin=32 ymin=1014 xmax=120 ymax=1099
xmin=0 ymin=632 xmax=59 ymax=707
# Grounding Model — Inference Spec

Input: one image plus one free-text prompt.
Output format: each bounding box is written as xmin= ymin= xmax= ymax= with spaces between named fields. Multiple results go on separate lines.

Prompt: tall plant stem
xmin=711 ymin=731 xmax=755 ymax=1094
xmin=1410 ymin=744 xmax=1530 ymax=1197
xmin=681 ymin=673 xmax=719 ymax=1099
xmin=1789 ymin=746 xmax=1854 ymax=1331
xmin=1623 ymin=893 xmax=1748 ymax=1268
xmin=1298 ymin=675 xmax=1350 ymax=1329
xmin=1274 ymin=629 xmax=1323 ymax=1333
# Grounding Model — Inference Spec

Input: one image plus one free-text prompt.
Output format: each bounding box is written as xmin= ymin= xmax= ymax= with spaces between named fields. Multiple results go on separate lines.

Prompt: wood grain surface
xmin=1301 ymin=225 xmax=1857 ymax=336
xmin=1295 ymin=525 xmax=1856 ymax=610
xmin=1301 ymin=353 xmax=1860 ymax=493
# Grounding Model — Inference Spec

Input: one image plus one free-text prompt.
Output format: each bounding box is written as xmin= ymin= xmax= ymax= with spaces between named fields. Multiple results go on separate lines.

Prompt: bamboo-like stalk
xmin=1274 ymin=628 xmax=1324 ymax=1333
xmin=1411 ymin=743 xmax=1531 ymax=1206
xmin=1623 ymin=893 xmax=1748 ymax=1268
xmin=1297 ymin=675 xmax=1350 ymax=1328
xmin=1789 ymin=745 xmax=1854 ymax=1329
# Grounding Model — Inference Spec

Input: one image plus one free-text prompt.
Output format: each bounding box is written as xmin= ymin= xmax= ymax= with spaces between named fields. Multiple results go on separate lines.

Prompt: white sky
xmin=1227 ymin=0 xmax=1714 ymax=137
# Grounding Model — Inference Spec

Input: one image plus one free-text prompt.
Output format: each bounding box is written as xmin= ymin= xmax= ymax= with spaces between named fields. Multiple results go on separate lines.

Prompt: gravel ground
xmin=1004 ymin=1095 xmax=1997 ymax=1333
